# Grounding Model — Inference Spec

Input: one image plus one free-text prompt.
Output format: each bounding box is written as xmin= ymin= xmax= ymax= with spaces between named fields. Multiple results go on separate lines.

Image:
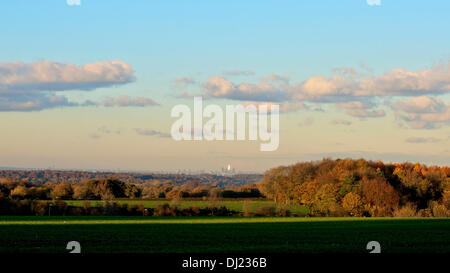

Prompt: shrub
xmin=154 ymin=203 xmax=171 ymax=216
xmin=430 ymin=201 xmax=450 ymax=217
xmin=31 ymin=201 xmax=48 ymax=216
xmin=255 ymin=206 xmax=276 ymax=216
xmin=417 ymin=208 xmax=433 ymax=217
xmin=393 ymin=203 xmax=417 ymax=217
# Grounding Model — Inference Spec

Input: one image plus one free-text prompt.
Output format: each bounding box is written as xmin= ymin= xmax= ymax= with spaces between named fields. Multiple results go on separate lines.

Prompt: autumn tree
xmin=311 ymin=184 xmax=342 ymax=216
xmin=10 ymin=186 xmax=29 ymax=199
xmin=294 ymin=180 xmax=320 ymax=206
xmin=360 ymin=178 xmax=399 ymax=216
xmin=342 ymin=192 xmax=363 ymax=216
xmin=51 ymin=183 xmax=73 ymax=200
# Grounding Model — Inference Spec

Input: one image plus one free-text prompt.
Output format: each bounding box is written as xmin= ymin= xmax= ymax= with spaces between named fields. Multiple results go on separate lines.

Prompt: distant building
xmin=220 ymin=163 xmax=236 ymax=176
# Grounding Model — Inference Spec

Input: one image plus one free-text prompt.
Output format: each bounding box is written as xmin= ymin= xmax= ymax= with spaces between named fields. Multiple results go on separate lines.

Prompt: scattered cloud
xmin=0 ymin=94 xmax=77 ymax=111
xmin=279 ymin=102 xmax=308 ymax=113
xmin=243 ymin=101 xmax=307 ymax=113
xmin=180 ymin=63 xmax=450 ymax=125
xmin=199 ymin=63 xmax=450 ymax=103
xmin=393 ymin=96 xmax=446 ymax=113
xmin=103 ymin=96 xmax=159 ymax=107
xmin=89 ymin=126 xmax=121 ymax=139
xmin=346 ymin=108 xmax=386 ymax=118
xmin=336 ymin=101 xmax=385 ymax=118
xmin=5 ymin=59 xmax=449 ymax=130
xmin=331 ymin=119 xmax=352 ymax=126
xmin=80 ymin=100 xmax=98 ymax=107
xmin=366 ymin=0 xmax=381 ymax=6
xmin=332 ymin=67 xmax=363 ymax=78
xmin=260 ymin=73 xmax=289 ymax=84
xmin=175 ymin=91 xmax=207 ymax=100
xmin=222 ymin=70 xmax=255 ymax=76
xmin=394 ymin=96 xmax=450 ymax=129
xmin=97 ymin=126 xmax=120 ymax=135
xmin=98 ymin=126 xmax=111 ymax=134
xmin=135 ymin=128 xmax=171 ymax=138
xmin=294 ymin=64 xmax=450 ymax=99
xmin=89 ymin=133 xmax=101 ymax=139
xmin=173 ymin=76 xmax=196 ymax=86
xmin=203 ymin=75 xmax=289 ymax=102
xmin=405 ymin=137 xmax=442 ymax=143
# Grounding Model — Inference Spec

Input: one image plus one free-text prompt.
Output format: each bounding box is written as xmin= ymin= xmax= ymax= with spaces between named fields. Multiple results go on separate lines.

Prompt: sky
xmin=0 ymin=0 xmax=449 ymax=172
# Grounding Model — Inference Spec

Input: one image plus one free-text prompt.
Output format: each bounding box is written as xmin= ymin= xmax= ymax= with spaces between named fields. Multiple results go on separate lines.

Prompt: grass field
xmin=62 ymin=199 xmax=310 ymax=214
xmin=0 ymin=216 xmax=449 ymax=253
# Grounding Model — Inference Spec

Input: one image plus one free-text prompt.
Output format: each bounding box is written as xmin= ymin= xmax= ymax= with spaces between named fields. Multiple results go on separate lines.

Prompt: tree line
xmin=0 ymin=178 xmax=263 ymax=201
xmin=1 ymin=158 xmax=449 ymax=217
xmin=258 ymin=158 xmax=450 ymax=217
xmin=0 ymin=200 xmax=240 ymax=217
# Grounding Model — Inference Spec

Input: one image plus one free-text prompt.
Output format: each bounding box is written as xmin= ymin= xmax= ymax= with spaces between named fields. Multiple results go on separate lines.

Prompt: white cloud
xmin=0 ymin=60 xmax=135 ymax=91
xmin=67 ymin=0 xmax=81 ymax=6
xmin=194 ymin=63 xmax=450 ymax=122
xmin=0 ymin=60 xmax=135 ymax=111
xmin=296 ymin=74 xmax=356 ymax=98
xmin=203 ymin=75 xmax=289 ymax=102
xmin=103 ymin=95 xmax=159 ymax=107
xmin=200 ymin=63 xmax=450 ymax=103
xmin=393 ymin=96 xmax=446 ymax=113
xmin=366 ymin=0 xmax=381 ymax=6
xmin=394 ymin=96 xmax=450 ymax=129
xmin=357 ymin=64 xmax=450 ymax=96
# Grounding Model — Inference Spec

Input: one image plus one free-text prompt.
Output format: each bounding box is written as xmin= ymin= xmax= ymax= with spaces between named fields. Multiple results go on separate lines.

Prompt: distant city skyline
xmin=0 ymin=1 xmax=449 ymax=172
xmin=0 ymin=163 xmax=259 ymax=175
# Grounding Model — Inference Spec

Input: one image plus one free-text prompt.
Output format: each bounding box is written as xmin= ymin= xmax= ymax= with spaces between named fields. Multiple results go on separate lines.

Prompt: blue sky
xmin=0 ymin=0 xmax=449 ymax=172
xmin=2 ymin=1 xmax=449 ymax=76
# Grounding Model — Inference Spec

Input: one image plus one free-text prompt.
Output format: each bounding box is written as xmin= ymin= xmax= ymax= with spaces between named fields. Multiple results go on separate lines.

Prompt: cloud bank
xmin=184 ymin=63 xmax=450 ymax=127
xmin=393 ymin=96 xmax=450 ymax=129
xmin=0 ymin=60 xmax=136 ymax=111
xmin=200 ymin=64 xmax=450 ymax=103
xmin=0 ymin=60 xmax=135 ymax=91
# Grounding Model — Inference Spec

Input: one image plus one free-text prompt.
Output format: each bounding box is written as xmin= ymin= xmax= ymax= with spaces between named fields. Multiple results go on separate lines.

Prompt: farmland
xmin=0 ymin=216 xmax=449 ymax=253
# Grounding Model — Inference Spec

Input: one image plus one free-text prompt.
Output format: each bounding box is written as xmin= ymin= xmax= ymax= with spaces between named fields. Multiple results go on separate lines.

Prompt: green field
xmin=62 ymin=199 xmax=309 ymax=214
xmin=0 ymin=216 xmax=449 ymax=253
